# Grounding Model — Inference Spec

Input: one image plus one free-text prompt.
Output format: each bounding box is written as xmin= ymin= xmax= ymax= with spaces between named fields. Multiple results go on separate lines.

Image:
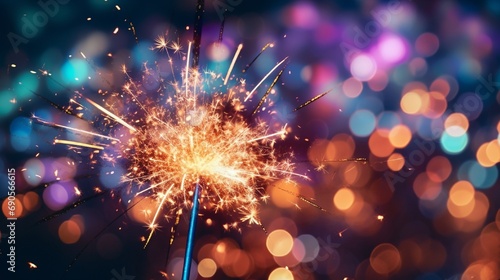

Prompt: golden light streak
xmin=244 ymin=57 xmax=288 ymax=102
xmin=252 ymin=67 xmax=285 ymax=115
xmin=144 ymin=185 xmax=172 ymax=247
xmin=243 ymin=42 xmax=274 ymax=73
xmin=293 ymin=88 xmax=332 ymax=112
xmin=54 ymin=139 xmax=104 ymax=150
xmin=185 ymin=41 xmax=192 ymax=97
xmin=224 ymin=43 xmax=243 ymax=85
xmin=32 ymin=116 xmax=120 ymax=142
xmin=248 ymin=124 xmax=287 ymax=142
xmin=82 ymin=96 xmax=137 ymax=132
xmin=74 ymin=187 xmax=82 ymax=196
xmin=278 ymin=187 xmax=327 ymax=212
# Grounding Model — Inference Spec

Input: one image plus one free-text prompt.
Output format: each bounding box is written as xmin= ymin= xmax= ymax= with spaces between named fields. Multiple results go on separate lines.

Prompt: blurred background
xmin=1 ymin=0 xmax=500 ymax=279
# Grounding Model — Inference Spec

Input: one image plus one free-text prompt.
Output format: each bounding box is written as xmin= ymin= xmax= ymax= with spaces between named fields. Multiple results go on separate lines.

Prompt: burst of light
xmin=125 ymin=79 xmax=297 ymax=240
xmin=40 ymin=40 xmax=305 ymax=245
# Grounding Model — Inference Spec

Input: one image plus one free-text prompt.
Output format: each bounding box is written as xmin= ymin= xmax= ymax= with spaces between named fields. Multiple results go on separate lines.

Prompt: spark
xmin=278 ymin=187 xmax=327 ymax=212
xmin=32 ymin=116 xmax=120 ymax=142
xmin=252 ymin=66 xmax=285 ymax=115
xmin=28 ymin=262 xmax=37 ymax=269
xmin=154 ymin=35 xmax=169 ymax=52
xmin=54 ymin=139 xmax=104 ymax=150
xmin=185 ymin=41 xmax=192 ymax=97
xmin=128 ymin=22 xmax=138 ymax=42
xmin=144 ymin=186 xmax=172 ymax=247
xmin=244 ymin=57 xmax=288 ymax=102
xmin=247 ymin=124 xmax=287 ymax=142
xmin=243 ymin=42 xmax=274 ymax=73
xmin=78 ymin=95 xmax=137 ymax=132
xmin=224 ymin=43 xmax=243 ymax=85
xmin=293 ymin=88 xmax=333 ymax=112
xmin=74 ymin=187 xmax=82 ymax=196
xmin=240 ymin=207 xmax=260 ymax=225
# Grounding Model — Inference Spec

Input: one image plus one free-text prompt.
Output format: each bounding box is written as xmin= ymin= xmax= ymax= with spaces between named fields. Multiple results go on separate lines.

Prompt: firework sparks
xmin=33 ymin=38 xmax=305 ymax=247
xmin=116 ymin=39 xmax=309 ymax=246
xmin=124 ymin=77 xmax=298 ymax=243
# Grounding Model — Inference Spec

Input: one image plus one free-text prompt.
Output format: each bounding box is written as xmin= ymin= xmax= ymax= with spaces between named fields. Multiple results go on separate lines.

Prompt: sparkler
xmin=29 ymin=32 xmax=334 ymax=279
xmin=25 ymin=2 xmax=336 ymax=278
xmin=121 ymin=39 xmax=301 ymax=277
xmin=39 ymin=21 xmax=300 ymax=280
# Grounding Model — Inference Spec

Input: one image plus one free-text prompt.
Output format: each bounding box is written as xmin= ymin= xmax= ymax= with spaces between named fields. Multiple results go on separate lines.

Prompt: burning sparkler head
xmin=122 ymin=69 xmax=293 ymax=227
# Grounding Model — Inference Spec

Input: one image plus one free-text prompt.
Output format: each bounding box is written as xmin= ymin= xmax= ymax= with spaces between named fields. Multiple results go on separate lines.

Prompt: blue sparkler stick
xmin=182 ymin=182 xmax=200 ymax=280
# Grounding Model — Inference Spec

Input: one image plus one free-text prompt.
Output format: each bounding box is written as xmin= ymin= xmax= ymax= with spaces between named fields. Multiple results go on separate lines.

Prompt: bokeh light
xmin=58 ymin=219 xmax=81 ymax=244
xmin=198 ymin=258 xmax=217 ymax=278
xmin=415 ymin=33 xmax=440 ymax=57
xmin=351 ymin=54 xmax=377 ymax=81
xmin=333 ymin=187 xmax=355 ymax=211
xmin=349 ymin=109 xmax=376 ymax=137
xmin=440 ymin=131 xmax=468 ymax=155
xmin=266 ymin=230 xmax=294 ymax=257
xmin=268 ymin=267 xmax=294 ymax=280
xmin=369 ymin=243 xmax=401 ymax=276
xmin=378 ymin=34 xmax=407 ymax=64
